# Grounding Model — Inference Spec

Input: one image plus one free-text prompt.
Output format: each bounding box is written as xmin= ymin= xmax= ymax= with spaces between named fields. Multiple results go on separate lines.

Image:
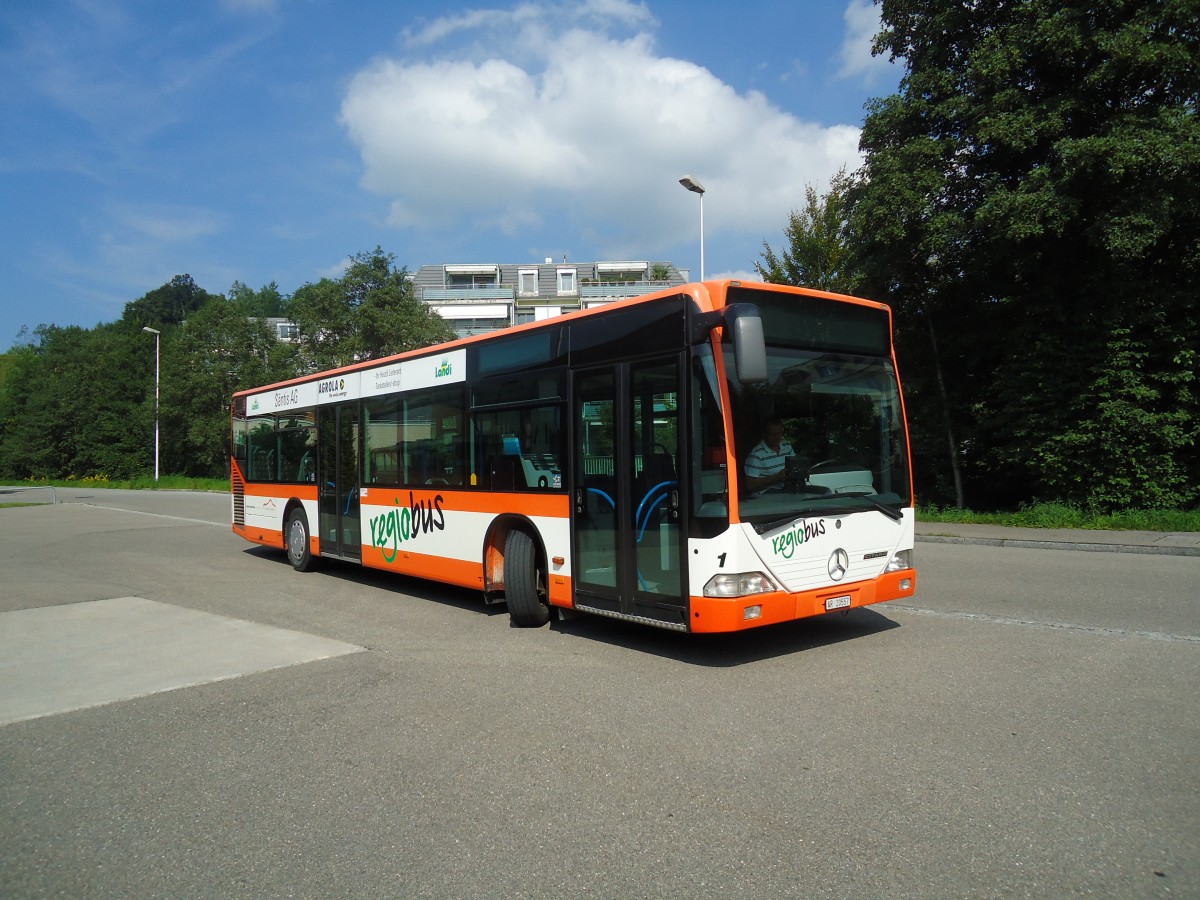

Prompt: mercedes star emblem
xmin=828 ymin=548 xmax=849 ymax=581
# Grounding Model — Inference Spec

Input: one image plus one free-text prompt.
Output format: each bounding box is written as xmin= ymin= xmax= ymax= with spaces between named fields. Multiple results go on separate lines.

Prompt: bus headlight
xmin=885 ymin=549 xmax=913 ymax=572
xmin=704 ymin=572 xmax=775 ymax=598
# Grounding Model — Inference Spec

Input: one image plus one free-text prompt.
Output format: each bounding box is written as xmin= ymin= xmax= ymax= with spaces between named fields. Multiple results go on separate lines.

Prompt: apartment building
xmin=410 ymin=259 xmax=688 ymax=338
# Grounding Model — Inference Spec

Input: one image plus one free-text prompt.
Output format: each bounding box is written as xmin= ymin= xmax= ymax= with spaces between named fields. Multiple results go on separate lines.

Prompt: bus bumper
xmin=687 ymin=568 xmax=916 ymax=633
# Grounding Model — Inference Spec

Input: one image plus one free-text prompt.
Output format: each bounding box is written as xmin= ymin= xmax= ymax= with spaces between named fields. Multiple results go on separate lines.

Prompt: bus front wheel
xmin=505 ymin=529 xmax=550 ymax=627
xmin=286 ymin=508 xmax=317 ymax=572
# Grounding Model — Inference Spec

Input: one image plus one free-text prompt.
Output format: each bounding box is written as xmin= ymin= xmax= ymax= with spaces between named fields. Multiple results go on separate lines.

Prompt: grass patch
xmin=3 ymin=476 xmax=228 ymax=493
xmin=918 ymin=502 xmax=1200 ymax=532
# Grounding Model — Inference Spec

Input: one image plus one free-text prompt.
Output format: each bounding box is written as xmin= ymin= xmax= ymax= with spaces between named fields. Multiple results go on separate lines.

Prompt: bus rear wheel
xmin=286 ymin=508 xmax=317 ymax=572
xmin=505 ymin=529 xmax=550 ymax=627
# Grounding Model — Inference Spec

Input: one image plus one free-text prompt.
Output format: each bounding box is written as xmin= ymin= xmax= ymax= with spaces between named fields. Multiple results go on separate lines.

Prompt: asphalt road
xmin=1 ymin=489 xmax=1196 ymax=898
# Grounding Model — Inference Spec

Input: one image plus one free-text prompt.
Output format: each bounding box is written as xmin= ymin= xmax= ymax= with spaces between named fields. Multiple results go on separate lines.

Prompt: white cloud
xmin=710 ymin=268 xmax=760 ymax=283
xmin=11 ymin=3 xmax=275 ymax=158
xmin=340 ymin=0 xmax=862 ymax=260
xmin=76 ymin=202 xmax=228 ymax=296
xmin=318 ymin=257 xmax=355 ymax=280
xmin=109 ymin=201 xmax=226 ymax=243
xmin=404 ymin=0 xmax=654 ymax=48
xmin=837 ymin=0 xmax=894 ymax=84
xmin=404 ymin=8 xmax=515 ymax=46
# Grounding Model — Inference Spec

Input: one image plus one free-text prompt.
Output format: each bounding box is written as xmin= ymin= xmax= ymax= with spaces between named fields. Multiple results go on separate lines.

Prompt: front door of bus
xmin=318 ymin=403 xmax=361 ymax=561
xmin=572 ymin=358 xmax=686 ymax=628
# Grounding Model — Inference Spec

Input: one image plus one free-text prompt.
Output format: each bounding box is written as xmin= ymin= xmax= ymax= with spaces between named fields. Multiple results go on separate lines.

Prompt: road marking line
xmin=888 ymin=604 xmax=1200 ymax=644
xmin=70 ymin=503 xmax=225 ymax=526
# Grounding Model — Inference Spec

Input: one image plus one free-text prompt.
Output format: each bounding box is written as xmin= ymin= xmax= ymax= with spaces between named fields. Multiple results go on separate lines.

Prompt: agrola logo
xmin=318 ymin=377 xmax=346 ymax=396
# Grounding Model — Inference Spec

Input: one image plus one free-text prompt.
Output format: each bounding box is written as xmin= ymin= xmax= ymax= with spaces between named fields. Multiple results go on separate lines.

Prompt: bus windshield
xmin=724 ymin=292 xmax=911 ymax=529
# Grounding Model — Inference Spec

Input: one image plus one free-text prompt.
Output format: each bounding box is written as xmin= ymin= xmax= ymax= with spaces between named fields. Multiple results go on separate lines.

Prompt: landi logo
xmin=250 ymin=398 xmax=260 ymax=411
xmin=435 ymin=358 xmax=452 ymax=378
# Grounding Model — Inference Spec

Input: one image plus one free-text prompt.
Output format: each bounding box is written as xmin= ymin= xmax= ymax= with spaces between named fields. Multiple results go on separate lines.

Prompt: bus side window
xmin=444 ymin=437 xmax=465 ymax=485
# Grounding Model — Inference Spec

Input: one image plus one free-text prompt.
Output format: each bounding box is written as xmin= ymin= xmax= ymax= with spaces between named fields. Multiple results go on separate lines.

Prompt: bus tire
xmin=505 ymin=529 xmax=550 ymax=627
xmin=286 ymin=507 xmax=317 ymax=572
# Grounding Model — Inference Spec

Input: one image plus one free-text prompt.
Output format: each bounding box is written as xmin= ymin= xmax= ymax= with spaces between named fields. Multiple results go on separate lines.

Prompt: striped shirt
xmin=744 ymin=439 xmax=795 ymax=492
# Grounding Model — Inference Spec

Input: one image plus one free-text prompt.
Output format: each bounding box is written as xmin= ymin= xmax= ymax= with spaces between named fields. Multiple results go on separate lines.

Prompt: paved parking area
xmin=0 ymin=596 xmax=361 ymax=725
xmin=1 ymin=490 xmax=1196 ymax=898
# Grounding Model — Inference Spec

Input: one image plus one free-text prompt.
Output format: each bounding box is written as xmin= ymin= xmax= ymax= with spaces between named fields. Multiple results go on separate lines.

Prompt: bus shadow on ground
xmin=548 ymin=607 xmax=901 ymax=666
xmin=244 ymin=545 xmax=900 ymax=665
xmin=243 ymin=545 xmax=509 ymax=619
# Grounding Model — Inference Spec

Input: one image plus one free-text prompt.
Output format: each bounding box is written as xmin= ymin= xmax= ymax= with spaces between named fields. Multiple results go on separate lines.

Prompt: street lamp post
xmin=679 ymin=175 xmax=706 ymax=280
xmin=142 ymin=326 xmax=160 ymax=481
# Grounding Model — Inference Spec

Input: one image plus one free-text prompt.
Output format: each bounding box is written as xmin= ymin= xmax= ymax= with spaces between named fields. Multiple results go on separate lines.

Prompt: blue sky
xmin=0 ymin=0 xmax=899 ymax=349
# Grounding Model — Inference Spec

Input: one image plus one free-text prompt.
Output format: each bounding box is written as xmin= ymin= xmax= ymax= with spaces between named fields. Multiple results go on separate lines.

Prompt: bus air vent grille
xmin=232 ymin=470 xmax=245 ymax=526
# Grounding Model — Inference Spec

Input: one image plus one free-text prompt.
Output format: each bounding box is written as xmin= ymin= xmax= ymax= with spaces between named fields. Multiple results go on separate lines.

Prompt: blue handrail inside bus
xmin=587 ymin=487 xmax=615 ymax=509
xmin=587 ymin=482 xmax=679 ymax=592
xmin=635 ymin=480 xmax=677 ymax=543
xmin=635 ymin=480 xmax=679 ymax=591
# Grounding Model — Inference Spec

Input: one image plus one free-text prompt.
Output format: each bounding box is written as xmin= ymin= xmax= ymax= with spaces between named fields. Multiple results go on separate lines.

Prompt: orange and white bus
xmin=231 ymin=280 xmax=916 ymax=632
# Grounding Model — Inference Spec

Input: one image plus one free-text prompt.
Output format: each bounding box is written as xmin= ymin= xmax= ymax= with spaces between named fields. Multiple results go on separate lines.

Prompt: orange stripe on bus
xmin=236 ymin=484 xmax=567 ymax=519
xmin=688 ymin=569 xmax=916 ymax=633
xmin=360 ymin=487 xmax=569 ymax=518
xmin=240 ymin=483 xmax=317 ymax=501
xmin=232 ymin=523 xmax=284 ymax=549
xmin=359 ymin=545 xmax=575 ymax=607
xmin=360 ymin=545 xmax=482 ymax=590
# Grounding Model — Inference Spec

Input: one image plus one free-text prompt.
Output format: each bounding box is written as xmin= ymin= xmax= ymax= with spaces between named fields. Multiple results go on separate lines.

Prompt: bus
xmin=230 ymin=280 xmax=916 ymax=633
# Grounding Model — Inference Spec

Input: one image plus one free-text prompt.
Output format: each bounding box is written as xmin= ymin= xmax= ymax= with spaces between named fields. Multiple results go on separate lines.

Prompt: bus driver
xmin=744 ymin=418 xmax=795 ymax=495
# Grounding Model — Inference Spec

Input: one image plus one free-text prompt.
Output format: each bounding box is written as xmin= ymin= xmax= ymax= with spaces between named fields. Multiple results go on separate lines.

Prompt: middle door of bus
xmin=318 ymin=403 xmax=361 ymax=561
xmin=571 ymin=356 xmax=687 ymax=628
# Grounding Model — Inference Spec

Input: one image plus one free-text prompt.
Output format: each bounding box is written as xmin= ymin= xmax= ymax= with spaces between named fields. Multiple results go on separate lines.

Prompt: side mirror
xmin=725 ymin=304 xmax=767 ymax=383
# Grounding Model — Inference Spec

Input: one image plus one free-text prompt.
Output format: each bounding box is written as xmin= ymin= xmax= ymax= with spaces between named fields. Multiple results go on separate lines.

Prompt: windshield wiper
xmin=750 ymin=494 xmax=903 ymax=533
xmin=753 ymin=514 xmax=803 ymax=535
xmin=840 ymin=494 xmax=902 ymax=520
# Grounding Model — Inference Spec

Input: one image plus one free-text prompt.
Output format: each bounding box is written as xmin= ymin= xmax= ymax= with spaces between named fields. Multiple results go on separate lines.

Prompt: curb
xmin=917 ymin=534 xmax=1200 ymax=558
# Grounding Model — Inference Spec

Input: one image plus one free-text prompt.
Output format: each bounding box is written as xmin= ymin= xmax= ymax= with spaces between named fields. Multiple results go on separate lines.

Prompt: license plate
xmin=824 ymin=595 xmax=852 ymax=611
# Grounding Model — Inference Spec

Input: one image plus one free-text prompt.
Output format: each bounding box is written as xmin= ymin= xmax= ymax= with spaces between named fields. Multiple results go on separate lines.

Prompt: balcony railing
xmin=579 ymin=280 xmax=672 ymax=299
xmin=421 ymin=286 xmax=515 ymax=302
xmin=421 ymin=281 xmax=674 ymax=303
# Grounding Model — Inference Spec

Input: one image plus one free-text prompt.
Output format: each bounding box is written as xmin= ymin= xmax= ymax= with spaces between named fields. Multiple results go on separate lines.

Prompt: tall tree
xmin=121 ymin=274 xmax=213 ymax=329
xmin=756 ymin=168 xmax=860 ymax=295
xmin=0 ymin=342 xmax=50 ymax=478
xmin=852 ymin=0 xmax=1200 ymax=511
xmin=227 ymin=281 xmax=287 ymax=318
xmin=161 ymin=296 xmax=299 ymax=478
xmin=0 ymin=324 xmax=150 ymax=479
xmin=286 ymin=247 xmax=455 ymax=371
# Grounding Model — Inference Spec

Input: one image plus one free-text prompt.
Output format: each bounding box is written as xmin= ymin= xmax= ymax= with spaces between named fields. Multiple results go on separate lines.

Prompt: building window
xmin=444 ymin=264 xmax=498 ymax=289
xmin=557 ymin=268 xmax=577 ymax=296
xmin=447 ymin=273 xmax=497 ymax=288
xmin=518 ymin=269 xmax=538 ymax=297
